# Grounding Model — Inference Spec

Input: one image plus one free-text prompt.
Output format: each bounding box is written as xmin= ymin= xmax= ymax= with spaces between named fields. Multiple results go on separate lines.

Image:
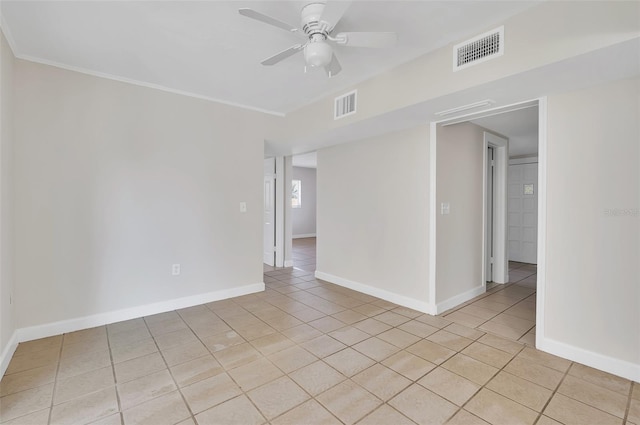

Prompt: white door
xmin=508 ymin=162 xmax=538 ymax=264
xmin=264 ymin=158 xmax=276 ymax=266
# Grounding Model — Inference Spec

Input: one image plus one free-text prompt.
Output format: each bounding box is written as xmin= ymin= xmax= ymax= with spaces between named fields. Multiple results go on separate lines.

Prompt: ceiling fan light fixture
xmin=304 ymin=41 xmax=332 ymax=67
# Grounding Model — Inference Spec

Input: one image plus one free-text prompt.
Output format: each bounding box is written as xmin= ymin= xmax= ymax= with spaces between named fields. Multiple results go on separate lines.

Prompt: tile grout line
xmin=532 ymin=360 xmax=573 ymax=424
xmin=46 ymin=334 xmax=65 ymax=425
xmin=105 ymin=327 xmax=126 ymax=425
xmin=442 ymin=341 xmax=528 ymax=424
xmin=141 ymin=315 xmax=200 ymax=425
xmin=623 ymin=381 xmax=634 ymax=424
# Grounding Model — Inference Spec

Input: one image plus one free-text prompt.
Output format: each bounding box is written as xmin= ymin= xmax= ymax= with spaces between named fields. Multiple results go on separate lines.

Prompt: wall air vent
xmin=453 ymin=26 xmax=504 ymax=72
xmin=334 ymin=90 xmax=357 ymax=120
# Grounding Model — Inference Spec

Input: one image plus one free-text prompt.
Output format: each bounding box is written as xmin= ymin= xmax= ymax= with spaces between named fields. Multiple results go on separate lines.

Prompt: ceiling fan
xmin=238 ymin=1 xmax=397 ymax=77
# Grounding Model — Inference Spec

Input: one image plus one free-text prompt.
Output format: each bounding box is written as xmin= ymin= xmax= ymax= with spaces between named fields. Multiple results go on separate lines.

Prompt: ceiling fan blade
xmin=261 ymin=44 xmax=304 ymax=66
xmin=239 ymin=8 xmax=299 ymax=33
xmin=321 ymin=1 xmax=352 ymax=32
xmin=335 ymin=32 xmax=397 ymax=48
xmin=324 ymin=53 xmax=342 ymax=77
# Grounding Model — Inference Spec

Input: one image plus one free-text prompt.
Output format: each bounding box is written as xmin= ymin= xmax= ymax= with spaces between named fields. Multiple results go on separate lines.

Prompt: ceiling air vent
xmin=334 ymin=90 xmax=357 ymax=120
xmin=453 ymin=26 xmax=504 ymax=72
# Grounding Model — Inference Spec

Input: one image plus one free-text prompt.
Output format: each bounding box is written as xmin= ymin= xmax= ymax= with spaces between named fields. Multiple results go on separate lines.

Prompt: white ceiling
xmin=0 ymin=0 xmax=541 ymax=114
xmin=472 ymin=106 xmax=539 ymax=157
xmin=292 ymin=152 xmax=317 ymax=168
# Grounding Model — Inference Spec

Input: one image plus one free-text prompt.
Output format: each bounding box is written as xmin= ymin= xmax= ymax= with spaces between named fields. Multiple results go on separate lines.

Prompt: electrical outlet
xmin=172 ymin=264 xmax=181 ymax=276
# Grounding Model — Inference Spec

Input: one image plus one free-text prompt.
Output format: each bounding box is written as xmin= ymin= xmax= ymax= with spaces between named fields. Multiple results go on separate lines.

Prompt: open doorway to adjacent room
xmin=436 ymin=102 xmax=541 ymax=346
xmin=291 ymin=152 xmax=317 ymax=272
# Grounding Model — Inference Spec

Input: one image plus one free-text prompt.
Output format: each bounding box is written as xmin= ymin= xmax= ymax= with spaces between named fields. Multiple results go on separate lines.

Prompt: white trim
xmin=537 ymin=336 xmax=640 ymax=382
xmin=284 ymin=260 xmax=294 ymax=268
xmin=535 ymin=97 xmax=548 ymax=349
xmin=0 ymin=331 xmax=18 ymax=378
xmin=435 ymin=100 xmax=494 ymax=117
xmin=428 ymin=122 xmax=438 ymax=313
xmin=441 ymin=101 xmax=538 ymax=127
xmin=292 ymin=233 xmax=316 ymax=239
xmin=275 ymin=157 xmax=285 ymax=268
xmin=316 ymin=271 xmax=436 ymax=315
xmin=0 ymin=14 xmax=19 ymax=56
xmin=14 ymin=282 xmax=264 ymax=344
xmin=484 ymin=132 xmax=509 ymax=285
xmin=509 ymin=156 xmax=538 ymax=165
xmin=13 ymin=54 xmax=285 ymax=118
xmin=436 ymin=285 xmax=486 ymax=315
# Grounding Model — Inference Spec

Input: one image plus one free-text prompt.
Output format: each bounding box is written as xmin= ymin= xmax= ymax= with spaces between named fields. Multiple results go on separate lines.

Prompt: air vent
xmin=334 ymin=90 xmax=357 ymax=120
xmin=453 ymin=26 xmax=504 ymax=71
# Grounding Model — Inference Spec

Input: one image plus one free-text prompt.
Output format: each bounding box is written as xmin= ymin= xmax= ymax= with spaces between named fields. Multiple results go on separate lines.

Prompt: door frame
xmin=483 ymin=132 xmax=508 ymax=285
xmin=263 ymin=157 xmax=276 ymax=266
xmin=270 ymin=156 xmax=293 ymax=268
xmin=428 ymin=98 xmax=546 ymax=350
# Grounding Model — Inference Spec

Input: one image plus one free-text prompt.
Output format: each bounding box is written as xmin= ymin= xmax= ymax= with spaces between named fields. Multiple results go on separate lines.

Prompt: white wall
xmin=316 ymin=125 xmax=431 ymax=310
xmin=292 ymin=166 xmax=317 ymax=238
xmin=542 ymin=77 xmax=640 ymax=379
xmin=13 ymin=59 xmax=273 ymax=331
xmin=435 ymin=123 xmax=485 ymax=307
xmin=0 ymin=30 xmax=16 ymax=372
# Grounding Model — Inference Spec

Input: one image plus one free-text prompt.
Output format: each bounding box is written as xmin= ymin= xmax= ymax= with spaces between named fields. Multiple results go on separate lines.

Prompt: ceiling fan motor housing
xmin=301 ymin=2 xmax=329 ymax=36
xmin=301 ymin=2 xmax=333 ymax=68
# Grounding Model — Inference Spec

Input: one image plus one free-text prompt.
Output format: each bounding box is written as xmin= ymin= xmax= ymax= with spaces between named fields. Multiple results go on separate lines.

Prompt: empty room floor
xmin=1 ymin=269 xmax=638 ymax=425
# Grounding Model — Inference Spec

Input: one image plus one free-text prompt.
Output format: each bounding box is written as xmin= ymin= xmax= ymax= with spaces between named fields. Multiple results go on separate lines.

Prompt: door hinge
xmin=491 ymin=159 xmax=495 ymax=166
xmin=273 ymin=246 xmax=277 ymax=252
xmin=490 ymin=257 xmax=494 ymax=264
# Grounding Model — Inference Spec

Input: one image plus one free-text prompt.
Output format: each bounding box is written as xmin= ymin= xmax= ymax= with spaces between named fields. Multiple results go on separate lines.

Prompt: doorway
xmin=430 ymin=99 xmax=543 ymax=346
xmin=292 ymin=152 xmax=318 ymax=272
xmin=507 ymin=158 xmax=539 ymax=264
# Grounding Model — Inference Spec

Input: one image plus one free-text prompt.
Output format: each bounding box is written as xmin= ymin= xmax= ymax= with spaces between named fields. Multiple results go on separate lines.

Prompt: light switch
xmin=240 ymin=202 xmax=247 ymax=213
xmin=441 ymin=202 xmax=450 ymax=215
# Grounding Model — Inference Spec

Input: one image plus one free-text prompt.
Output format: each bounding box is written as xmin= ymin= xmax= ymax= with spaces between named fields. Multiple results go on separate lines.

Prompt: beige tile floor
xmin=442 ymin=261 xmax=538 ymax=346
xmin=2 ymin=242 xmax=639 ymax=424
xmin=291 ymin=237 xmax=317 ymax=272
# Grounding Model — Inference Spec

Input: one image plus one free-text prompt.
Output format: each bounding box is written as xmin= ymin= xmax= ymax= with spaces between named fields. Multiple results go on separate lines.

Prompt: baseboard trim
xmin=293 ymin=234 xmax=316 ymax=239
xmin=15 ymin=282 xmax=265 ymax=345
xmin=436 ymin=285 xmax=486 ymax=315
xmin=537 ymin=336 xmax=640 ymax=382
xmin=0 ymin=331 xmax=18 ymax=378
xmin=284 ymin=260 xmax=294 ymax=267
xmin=315 ymin=271 xmax=436 ymax=315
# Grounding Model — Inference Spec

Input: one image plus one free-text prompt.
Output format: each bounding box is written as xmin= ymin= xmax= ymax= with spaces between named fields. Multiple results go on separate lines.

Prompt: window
xmin=292 ymin=180 xmax=301 ymax=208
